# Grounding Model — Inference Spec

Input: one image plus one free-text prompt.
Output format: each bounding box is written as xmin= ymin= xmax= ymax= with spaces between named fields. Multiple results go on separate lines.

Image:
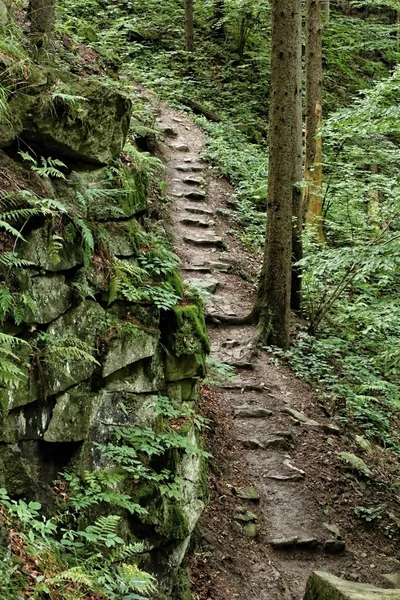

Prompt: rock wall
xmin=0 ymin=43 xmax=208 ymax=599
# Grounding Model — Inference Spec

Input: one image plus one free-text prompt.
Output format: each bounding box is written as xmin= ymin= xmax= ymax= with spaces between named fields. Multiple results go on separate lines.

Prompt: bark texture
xmin=304 ymin=0 xmax=325 ymax=244
xmin=257 ymin=0 xmax=303 ymax=348
xmin=29 ymin=0 xmax=55 ymax=50
xmin=185 ymin=0 xmax=194 ymax=52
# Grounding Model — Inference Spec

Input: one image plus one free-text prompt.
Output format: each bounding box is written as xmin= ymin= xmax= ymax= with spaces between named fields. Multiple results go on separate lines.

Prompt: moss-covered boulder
xmin=165 ymin=354 xmax=205 ymax=383
xmin=19 ymin=76 xmax=132 ymax=164
xmin=66 ymin=166 xmax=148 ymax=221
xmin=0 ymin=445 xmax=38 ymax=495
xmin=45 ymin=300 xmax=105 ymax=395
xmin=2 ymin=400 xmax=53 ymax=443
xmin=162 ymin=304 xmax=209 ymax=357
xmin=102 ymin=326 xmax=160 ymax=378
xmin=21 ymin=273 xmax=71 ymax=324
xmin=303 ymin=571 xmax=400 ymax=599
xmin=105 ymin=352 xmax=165 ymax=394
xmin=17 ymin=224 xmax=84 ymax=272
xmin=178 ymin=428 xmax=208 ymax=535
xmin=44 ymin=382 xmax=97 ymax=442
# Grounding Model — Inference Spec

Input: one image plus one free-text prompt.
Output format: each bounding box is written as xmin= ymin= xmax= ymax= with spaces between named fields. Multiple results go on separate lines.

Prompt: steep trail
xmin=151 ymin=100 xmax=395 ymax=599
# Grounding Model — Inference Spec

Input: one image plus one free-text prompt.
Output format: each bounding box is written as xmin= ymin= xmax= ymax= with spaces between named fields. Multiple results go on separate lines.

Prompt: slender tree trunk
xmin=185 ymin=0 xmax=194 ymax=52
xmin=291 ymin=46 xmax=304 ymax=313
xmin=322 ymin=0 xmax=330 ymax=22
xmin=304 ymin=0 xmax=325 ymax=244
xmin=213 ymin=0 xmax=226 ymax=39
xmin=29 ymin=0 xmax=55 ymax=51
xmin=256 ymin=0 xmax=303 ymax=349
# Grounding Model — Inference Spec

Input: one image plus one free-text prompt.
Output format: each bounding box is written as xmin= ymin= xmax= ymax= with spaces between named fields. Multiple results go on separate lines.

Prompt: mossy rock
xmin=45 ymin=300 xmax=106 ymax=396
xmin=102 ymin=326 xmax=160 ymax=378
xmin=1 ymin=343 xmax=41 ymax=411
xmin=162 ymin=304 xmax=209 ymax=358
xmin=19 ymin=272 xmax=71 ymax=324
xmin=20 ymin=74 xmax=132 ymax=164
xmin=0 ymin=445 xmax=38 ymax=495
xmin=2 ymin=399 xmax=53 ymax=443
xmin=87 ymin=391 xmax=159 ymax=449
xmin=16 ymin=223 xmax=84 ymax=272
xmin=303 ymin=571 xmax=400 ymax=599
xmin=166 ymin=379 xmax=199 ymax=404
xmin=44 ymin=382 xmax=96 ymax=442
xmin=339 ymin=452 xmax=373 ymax=478
xmin=0 ymin=0 xmax=9 ymax=29
xmin=67 ymin=167 xmax=147 ymax=221
xmin=165 ymin=354 xmax=206 ymax=383
xmin=178 ymin=428 xmax=209 ymax=534
xmin=105 ymin=352 xmax=165 ymax=394
xmin=99 ymin=219 xmax=142 ymax=257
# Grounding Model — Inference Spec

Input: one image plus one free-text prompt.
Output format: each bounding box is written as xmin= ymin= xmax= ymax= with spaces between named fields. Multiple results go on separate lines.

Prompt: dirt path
xmin=150 ymin=100 xmax=397 ymax=599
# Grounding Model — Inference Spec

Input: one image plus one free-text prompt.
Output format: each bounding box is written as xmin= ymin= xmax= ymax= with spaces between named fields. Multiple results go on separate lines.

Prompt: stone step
xmin=208 ymin=261 xmax=232 ymax=273
xmin=184 ymin=278 xmax=219 ymax=294
xmin=176 ymin=164 xmax=205 ymax=173
xmin=269 ymin=537 xmax=320 ymax=551
xmin=183 ymin=234 xmax=224 ymax=248
xmin=185 ymin=191 xmax=207 ymax=202
xmin=171 ymin=143 xmax=190 ymax=152
xmin=183 ymin=177 xmax=204 ymax=186
xmin=239 ymin=436 xmax=292 ymax=451
xmin=184 ymin=205 xmax=213 ymax=216
xmin=180 ymin=217 xmax=210 ymax=228
xmin=234 ymin=406 xmax=273 ymax=419
xmin=182 ymin=266 xmax=212 ymax=274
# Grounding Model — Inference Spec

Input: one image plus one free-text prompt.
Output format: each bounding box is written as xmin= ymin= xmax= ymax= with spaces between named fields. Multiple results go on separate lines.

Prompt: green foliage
xmin=0 ymin=488 xmax=157 ymax=600
xmin=109 ymin=229 xmax=182 ymax=310
xmin=20 ymin=152 xmax=67 ymax=179
xmin=205 ymin=357 xmax=236 ymax=386
xmin=0 ymin=333 xmax=29 ymax=389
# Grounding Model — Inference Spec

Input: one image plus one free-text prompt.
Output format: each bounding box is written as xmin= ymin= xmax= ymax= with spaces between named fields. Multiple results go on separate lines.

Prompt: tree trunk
xmin=304 ymin=0 xmax=325 ymax=244
xmin=185 ymin=0 xmax=194 ymax=52
xmin=256 ymin=0 xmax=303 ymax=349
xmin=213 ymin=0 xmax=226 ymax=39
xmin=322 ymin=0 xmax=330 ymax=22
xmin=29 ymin=0 xmax=55 ymax=51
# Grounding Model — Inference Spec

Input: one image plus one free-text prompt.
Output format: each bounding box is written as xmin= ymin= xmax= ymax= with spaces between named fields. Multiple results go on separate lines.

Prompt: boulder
xmin=3 ymin=400 xmax=53 ymax=443
xmin=105 ymin=352 xmax=165 ymax=394
xmin=102 ymin=327 xmax=159 ymax=378
xmin=165 ymin=354 xmax=205 ymax=382
xmin=45 ymin=300 xmax=105 ymax=396
xmin=44 ymin=382 xmax=97 ymax=442
xmin=303 ymin=571 xmax=400 ymax=599
xmin=20 ymin=75 xmax=132 ymax=164
xmin=67 ymin=167 xmax=148 ymax=221
xmin=17 ymin=223 xmax=84 ymax=272
xmin=0 ymin=445 xmax=38 ymax=495
xmin=22 ymin=273 xmax=71 ymax=324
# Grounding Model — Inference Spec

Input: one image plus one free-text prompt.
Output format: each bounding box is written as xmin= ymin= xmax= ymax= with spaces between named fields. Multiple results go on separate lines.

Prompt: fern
xmin=36 ymin=332 xmax=99 ymax=367
xmin=0 ymin=285 xmax=13 ymax=321
xmin=74 ymin=217 xmax=94 ymax=266
xmin=19 ymin=152 xmax=67 ymax=179
xmin=0 ymin=253 xmax=34 ymax=269
xmin=0 ymin=334 xmax=29 ymax=388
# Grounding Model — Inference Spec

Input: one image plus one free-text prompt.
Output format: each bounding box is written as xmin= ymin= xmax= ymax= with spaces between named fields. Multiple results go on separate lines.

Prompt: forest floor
xmin=148 ymin=95 xmax=400 ymax=599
